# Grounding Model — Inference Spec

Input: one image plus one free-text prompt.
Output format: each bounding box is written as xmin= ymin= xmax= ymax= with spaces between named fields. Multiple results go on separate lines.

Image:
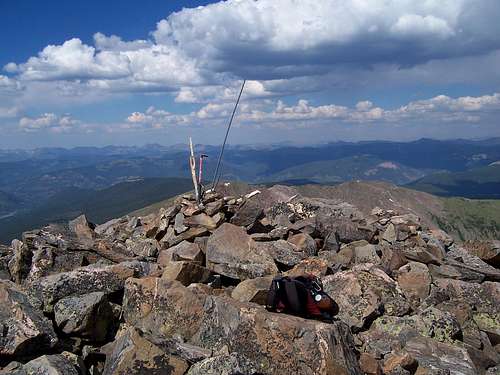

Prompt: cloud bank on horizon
xmin=1 ymin=0 xmax=500 ymax=147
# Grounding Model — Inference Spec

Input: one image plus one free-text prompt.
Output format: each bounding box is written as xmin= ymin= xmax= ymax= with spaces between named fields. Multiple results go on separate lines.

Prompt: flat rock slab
xmin=206 ymin=223 xmax=278 ymax=280
xmin=0 ymin=280 xmax=58 ymax=357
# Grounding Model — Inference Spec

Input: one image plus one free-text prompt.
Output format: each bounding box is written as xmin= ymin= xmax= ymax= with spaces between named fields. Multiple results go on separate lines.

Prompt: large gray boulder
xmin=0 ymin=280 xmax=58 ymax=358
xmin=54 ymin=291 xmax=114 ymax=341
xmin=8 ymin=239 xmax=32 ymax=284
xmin=230 ymin=198 xmax=264 ymax=227
xmin=259 ymin=239 xmax=308 ymax=267
xmin=323 ymin=264 xmax=410 ymax=330
xmin=206 ymin=223 xmax=278 ymax=280
xmin=6 ymin=354 xmax=81 ymax=375
xmin=405 ymin=336 xmax=477 ymax=375
xmin=29 ymin=261 xmax=158 ymax=312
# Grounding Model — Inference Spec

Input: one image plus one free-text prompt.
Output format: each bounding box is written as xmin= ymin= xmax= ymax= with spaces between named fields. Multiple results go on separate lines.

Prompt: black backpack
xmin=266 ymin=275 xmax=338 ymax=322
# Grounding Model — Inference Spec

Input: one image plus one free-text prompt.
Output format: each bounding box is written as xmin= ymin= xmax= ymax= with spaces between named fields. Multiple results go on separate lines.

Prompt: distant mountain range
xmin=1 ymin=138 xmax=499 ymax=244
xmin=407 ymin=164 xmax=500 ymax=199
xmin=0 ymin=178 xmax=193 ymax=244
xmin=263 ymin=155 xmax=430 ymax=185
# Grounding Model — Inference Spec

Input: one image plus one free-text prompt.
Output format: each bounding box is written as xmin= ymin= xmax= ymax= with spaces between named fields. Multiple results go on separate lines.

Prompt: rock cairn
xmin=0 ymin=185 xmax=499 ymax=375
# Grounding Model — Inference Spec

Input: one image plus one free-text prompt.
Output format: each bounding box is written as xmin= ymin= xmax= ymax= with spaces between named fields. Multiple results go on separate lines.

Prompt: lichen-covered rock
xmin=0 ymin=280 xmax=58 ymax=357
xmin=186 ymin=353 xmax=258 ymax=375
xmin=371 ymin=307 xmax=461 ymax=344
xmin=125 ymin=237 xmax=158 ymax=257
xmin=102 ymin=327 xmax=188 ymax=375
xmin=186 ymin=353 xmax=259 ymax=375
xmin=317 ymin=217 xmax=375 ymax=244
xmin=445 ymin=245 xmax=500 ymax=281
xmin=382 ymin=350 xmax=416 ymax=374
xmin=353 ymin=242 xmax=381 ymax=265
xmin=285 ymin=257 xmax=329 ymax=277
xmin=69 ymin=214 xmax=96 ymax=240
xmin=323 ymin=265 xmax=410 ymax=330
xmin=402 ymin=235 xmax=443 ymax=265
xmin=206 ymin=223 xmax=278 ymax=280
xmin=359 ymin=352 xmax=382 ymax=375
xmin=54 ymin=291 xmax=114 ymax=341
xmin=123 ymin=278 xmax=207 ymax=343
xmin=184 ymin=213 xmax=218 ymax=230
xmin=428 ymin=263 xmax=485 ymax=283
xmin=405 ymin=336 xmax=477 ymax=375
xmin=462 ymin=240 xmax=500 ymax=268
xmin=472 ymin=312 xmax=500 ymax=346
xmin=394 ymin=262 xmax=431 ymax=308
xmin=259 ymin=239 xmax=308 ymax=267
xmin=287 ymin=232 xmax=317 ymax=256
xmin=8 ymin=239 xmax=32 ymax=284
xmin=7 ymin=354 xmax=81 ymax=375
xmin=170 ymin=240 xmax=204 ymax=264
xmin=122 ymin=277 xmax=362 ymax=375
xmin=193 ymin=295 xmax=361 ymax=375
xmin=29 ymin=261 xmax=158 ymax=312
xmin=230 ymin=198 xmax=264 ymax=227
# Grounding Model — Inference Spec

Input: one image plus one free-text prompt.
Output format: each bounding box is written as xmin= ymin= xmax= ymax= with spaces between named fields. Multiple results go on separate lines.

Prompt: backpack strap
xmin=283 ymin=279 xmax=303 ymax=314
xmin=266 ymin=278 xmax=278 ymax=311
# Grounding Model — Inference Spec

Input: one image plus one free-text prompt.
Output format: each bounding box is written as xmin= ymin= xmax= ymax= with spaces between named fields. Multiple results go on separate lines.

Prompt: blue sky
xmin=1 ymin=0 xmax=500 ymax=148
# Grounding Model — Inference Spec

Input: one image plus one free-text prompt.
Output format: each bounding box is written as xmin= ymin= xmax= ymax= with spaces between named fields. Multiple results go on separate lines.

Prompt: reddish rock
xmin=382 ymin=351 xmax=416 ymax=374
xmin=394 ymin=262 xmax=431 ymax=308
xmin=231 ymin=276 xmax=273 ymax=305
xmin=359 ymin=353 xmax=381 ymax=375
xmin=285 ymin=257 xmax=329 ymax=277
xmin=161 ymin=261 xmax=213 ymax=286
xmin=171 ymin=241 xmax=204 ymax=264
xmin=287 ymin=232 xmax=317 ymax=255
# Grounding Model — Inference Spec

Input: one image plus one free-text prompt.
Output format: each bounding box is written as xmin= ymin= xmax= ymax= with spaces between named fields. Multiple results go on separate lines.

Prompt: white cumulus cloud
xmin=19 ymin=113 xmax=80 ymax=132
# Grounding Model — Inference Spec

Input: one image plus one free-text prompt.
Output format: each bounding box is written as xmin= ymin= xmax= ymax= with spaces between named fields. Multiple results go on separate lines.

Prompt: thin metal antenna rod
xmin=211 ymin=79 xmax=246 ymax=191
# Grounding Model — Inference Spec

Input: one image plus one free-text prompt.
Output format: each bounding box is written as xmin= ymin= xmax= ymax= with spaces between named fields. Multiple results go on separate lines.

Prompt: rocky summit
xmin=0 ymin=184 xmax=499 ymax=375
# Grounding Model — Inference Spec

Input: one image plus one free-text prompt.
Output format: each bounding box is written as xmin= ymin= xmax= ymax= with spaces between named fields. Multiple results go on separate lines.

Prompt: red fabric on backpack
xmin=305 ymin=293 xmax=322 ymax=317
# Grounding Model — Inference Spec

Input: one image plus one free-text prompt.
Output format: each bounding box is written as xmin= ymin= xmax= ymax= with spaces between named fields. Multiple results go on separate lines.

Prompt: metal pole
xmin=211 ymin=80 xmax=246 ymax=191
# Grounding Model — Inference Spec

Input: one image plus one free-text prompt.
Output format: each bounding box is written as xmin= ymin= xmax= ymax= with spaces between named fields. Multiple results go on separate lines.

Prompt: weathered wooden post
xmin=189 ymin=137 xmax=200 ymax=203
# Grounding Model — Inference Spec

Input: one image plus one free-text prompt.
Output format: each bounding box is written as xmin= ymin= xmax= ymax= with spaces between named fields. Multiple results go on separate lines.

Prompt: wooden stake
xmin=189 ymin=137 xmax=200 ymax=203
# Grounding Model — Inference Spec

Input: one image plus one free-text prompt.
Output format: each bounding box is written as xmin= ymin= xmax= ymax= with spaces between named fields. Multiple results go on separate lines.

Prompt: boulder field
xmin=0 ymin=185 xmax=499 ymax=374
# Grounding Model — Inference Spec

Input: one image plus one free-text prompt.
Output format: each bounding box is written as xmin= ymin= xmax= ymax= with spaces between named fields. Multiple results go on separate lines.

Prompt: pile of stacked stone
xmin=0 ymin=184 xmax=499 ymax=375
